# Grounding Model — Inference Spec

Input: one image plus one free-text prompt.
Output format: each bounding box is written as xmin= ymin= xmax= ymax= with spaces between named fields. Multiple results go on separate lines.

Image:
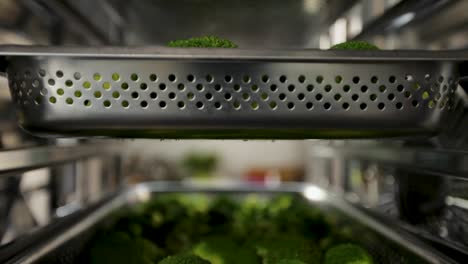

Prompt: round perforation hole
xmin=262 ymin=75 xmax=270 ymax=83
xmin=32 ymin=79 xmax=40 ymax=88
xmin=66 ymin=98 xmax=74 ymax=105
xmin=196 ymin=101 xmax=204 ymax=109
xmin=233 ymin=101 xmax=241 ymax=110
xmin=215 ymin=84 xmax=223 ymax=92
xmin=371 ymin=76 xmax=378 ymax=84
xmin=56 ymin=71 xmax=63 ymax=78
xmin=214 ymin=102 xmax=221 ymax=109
xmin=279 ymin=93 xmax=286 ymax=101
xmin=48 ymin=79 xmax=55 ymax=86
xmin=243 ymin=75 xmax=250 ymax=83
xmin=112 ymin=73 xmax=120 ymax=81
xmin=335 ymin=76 xmax=343 ymax=84
xmin=389 ymin=76 xmax=396 ymax=83
xmin=307 ymin=85 xmax=314 ymax=92
xmin=159 ymin=101 xmax=167 ymax=108
xmin=351 ymin=94 xmax=359 ymax=101
xmin=334 ymin=94 xmax=342 ymax=101
xmin=49 ymin=96 xmax=56 ymax=104
xmin=168 ymin=92 xmax=176 ymax=100
xmin=130 ymin=73 xmax=139 ymax=82
xmin=316 ymin=76 xmax=323 ymax=84
xmin=205 ymin=93 xmax=213 ymax=100
xmin=388 ymin=93 xmax=395 ymax=101
xmin=93 ymin=73 xmax=102 ymax=81
xmin=251 ymin=101 xmax=259 ymax=110
xmin=224 ymin=93 xmax=232 ymax=101
xmin=131 ymin=92 xmax=139 ymax=99
xmin=121 ymin=82 xmax=129 ymax=90
xmin=84 ymin=100 xmax=92 ymax=107
xmin=404 ymin=91 xmax=412 ymax=98
xmin=150 ymin=92 xmax=157 ymax=99
xmin=187 ymin=92 xmax=195 ymax=100
xmin=379 ymin=85 xmax=386 ymax=93
xmin=224 ymin=75 xmax=233 ymax=83
xmin=74 ymin=91 xmax=82 ymax=98
xmin=140 ymin=83 xmax=148 ymax=90
xmin=121 ymin=100 xmax=129 ymax=108
xmin=140 ymin=101 xmax=148 ymax=108
xmin=324 ymin=102 xmax=331 ymax=110
xmin=352 ymin=76 xmax=360 ymax=84
xmin=251 ymin=84 xmax=259 ymax=92
xmin=370 ymin=94 xmax=377 ymax=101
xmin=279 ymin=75 xmax=287 ymax=83
xmin=360 ymin=86 xmax=368 ymax=93
xmin=261 ymin=93 xmax=269 ymax=101
xmin=57 ymin=88 xmax=64 ymax=96
xmin=412 ymin=100 xmax=419 ymax=108
xmin=297 ymin=93 xmax=305 ymax=101
xmin=187 ymin=75 xmax=195 ymax=82
xmin=342 ymin=102 xmax=350 ymax=110
xmin=288 ymin=85 xmax=295 ymax=92
xmin=196 ymin=84 xmax=204 ymax=91
xmin=396 ymin=102 xmax=403 ymax=109
xmin=39 ymin=69 xmax=46 ymax=77
xmin=178 ymin=101 xmax=185 ymax=109
xmin=206 ymin=75 xmax=213 ymax=83
xmin=360 ymin=103 xmax=367 ymax=110
xmin=397 ymin=85 xmax=404 ymax=92
xmin=94 ymin=91 xmax=102 ymax=99
xmin=298 ymin=75 xmax=306 ymax=83
xmin=102 ymin=82 xmax=110 ymax=90
xmin=315 ymin=94 xmax=323 ymax=101
xmin=287 ymin=102 xmax=295 ymax=110
xmin=178 ymin=83 xmax=185 ymax=91
xmin=34 ymin=97 xmax=42 ymax=105
xmin=233 ymin=84 xmax=241 ymax=92
xmin=422 ymin=91 xmax=430 ymax=100
xmin=150 ymin=74 xmax=157 ymax=82
xmin=378 ymin=103 xmax=385 ymax=110
xmin=343 ymin=85 xmax=350 ymax=93
xmin=159 ymin=83 xmax=167 ymax=90
xmin=168 ymin=74 xmax=176 ymax=82
xmin=324 ymin=85 xmax=332 ymax=93
xmin=270 ymin=101 xmax=278 ymax=110
xmin=74 ymin=72 xmax=81 ymax=80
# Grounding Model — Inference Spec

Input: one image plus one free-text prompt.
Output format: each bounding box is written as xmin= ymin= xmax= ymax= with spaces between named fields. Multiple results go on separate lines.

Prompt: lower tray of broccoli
xmin=87 ymin=194 xmax=373 ymax=264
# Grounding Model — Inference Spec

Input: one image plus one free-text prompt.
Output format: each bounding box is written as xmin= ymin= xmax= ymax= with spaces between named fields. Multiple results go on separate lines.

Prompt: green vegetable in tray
xmin=324 ymin=244 xmax=373 ymax=264
xmin=330 ymin=41 xmax=380 ymax=50
xmin=87 ymin=194 xmax=374 ymax=264
xmin=159 ymin=254 xmax=211 ymax=264
xmin=255 ymin=235 xmax=320 ymax=264
xmin=192 ymin=236 xmax=258 ymax=264
xmin=90 ymin=231 xmax=164 ymax=264
xmin=168 ymin=36 xmax=238 ymax=48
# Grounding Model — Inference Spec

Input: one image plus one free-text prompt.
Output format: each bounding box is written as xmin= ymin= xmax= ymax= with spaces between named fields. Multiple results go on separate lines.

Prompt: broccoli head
xmin=255 ymin=235 xmax=320 ymax=264
xmin=330 ymin=41 xmax=379 ymax=50
xmin=89 ymin=231 xmax=164 ymax=264
xmin=168 ymin=36 xmax=237 ymax=48
xmin=192 ymin=236 xmax=258 ymax=264
xmin=324 ymin=244 xmax=373 ymax=264
xmin=277 ymin=260 xmax=307 ymax=264
xmin=159 ymin=254 xmax=211 ymax=264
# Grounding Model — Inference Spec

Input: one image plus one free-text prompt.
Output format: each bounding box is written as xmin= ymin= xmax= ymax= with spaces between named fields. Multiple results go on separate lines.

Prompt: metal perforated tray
xmin=1 ymin=46 xmax=467 ymax=139
xmin=0 ymin=182 xmax=456 ymax=264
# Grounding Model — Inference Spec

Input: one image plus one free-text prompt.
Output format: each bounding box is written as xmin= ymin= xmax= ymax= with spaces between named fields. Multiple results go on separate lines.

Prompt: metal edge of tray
xmin=0 ymin=45 xmax=467 ymax=62
xmin=0 ymin=182 xmax=456 ymax=264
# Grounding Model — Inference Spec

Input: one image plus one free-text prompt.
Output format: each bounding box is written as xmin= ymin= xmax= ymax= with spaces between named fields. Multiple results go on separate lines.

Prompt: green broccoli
xmin=159 ymin=254 xmax=211 ymax=264
xmin=89 ymin=231 xmax=164 ymax=264
xmin=168 ymin=36 xmax=237 ymax=48
xmin=277 ymin=260 xmax=307 ymax=264
xmin=192 ymin=236 xmax=258 ymax=264
xmin=255 ymin=235 xmax=320 ymax=264
xmin=324 ymin=244 xmax=373 ymax=264
xmin=330 ymin=41 xmax=379 ymax=50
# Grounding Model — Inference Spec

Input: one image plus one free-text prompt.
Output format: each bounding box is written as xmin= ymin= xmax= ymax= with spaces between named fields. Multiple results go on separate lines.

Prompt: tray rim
xmin=0 ymin=45 xmax=467 ymax=62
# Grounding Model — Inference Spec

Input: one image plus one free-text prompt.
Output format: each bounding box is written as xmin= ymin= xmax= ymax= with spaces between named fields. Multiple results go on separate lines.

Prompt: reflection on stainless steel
xmin=2 ymin=182 xmax=455 ymax=264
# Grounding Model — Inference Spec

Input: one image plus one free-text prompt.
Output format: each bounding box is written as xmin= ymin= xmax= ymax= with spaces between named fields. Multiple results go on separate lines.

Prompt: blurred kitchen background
xmin=0 ymin=0 xmax=467 ymax=259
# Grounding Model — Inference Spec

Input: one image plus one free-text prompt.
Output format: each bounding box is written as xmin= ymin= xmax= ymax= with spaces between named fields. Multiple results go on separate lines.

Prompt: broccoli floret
xmin=168 ymin=36 xmax=237 ymax=48
xmin=277 ymin=260 xmax=307 ymax=264
xmin=192 ymin=236 xmax=258 ymax=264
xmin=324 ymin=244 xmax=373 ymax=264
xmin=159 ymin=254 xmax=211 ymax=264
xmin=89 ymin=231 xmax=164 ymax=264
xmin=255 ymin=235 xmax=320 ymax=264
xmin=330 ymin=41 xmax=379 ymax=50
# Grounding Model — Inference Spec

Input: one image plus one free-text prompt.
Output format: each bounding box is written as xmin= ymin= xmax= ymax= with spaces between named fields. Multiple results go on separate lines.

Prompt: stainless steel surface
xmin=0 ymin=144 xmax=111 ymax=176
xmin=3 ymin=47 xmax=466 ymax=138
xmin=1 ymin=182 xmax=455 ymax=264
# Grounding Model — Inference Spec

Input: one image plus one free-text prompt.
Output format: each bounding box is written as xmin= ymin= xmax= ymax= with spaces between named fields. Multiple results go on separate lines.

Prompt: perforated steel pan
xmin=1 ymin=46 xmax=467 ymax=139
xmin=0 ymin=182 xmax=457 ymax=264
